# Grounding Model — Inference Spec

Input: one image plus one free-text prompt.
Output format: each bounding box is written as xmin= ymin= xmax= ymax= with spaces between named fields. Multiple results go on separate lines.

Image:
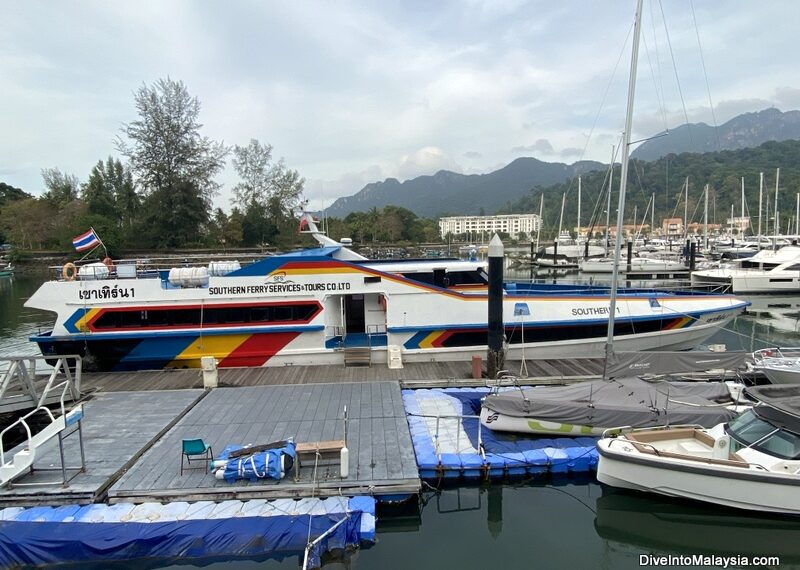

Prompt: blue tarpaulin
xmin=0 ymin=496 xmax=374 ymax=567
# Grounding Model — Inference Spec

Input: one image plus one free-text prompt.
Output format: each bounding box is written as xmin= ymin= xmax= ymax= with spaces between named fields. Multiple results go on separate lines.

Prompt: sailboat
xmin=481 ymin=0 xmax=750 ymax=435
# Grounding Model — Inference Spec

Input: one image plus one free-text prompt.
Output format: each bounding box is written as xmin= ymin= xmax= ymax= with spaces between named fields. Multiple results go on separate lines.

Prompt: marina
xmin=2 ymin=0 xmax=800 ymax=566
xmin=0 ymin=271 xmax=797 ymax=569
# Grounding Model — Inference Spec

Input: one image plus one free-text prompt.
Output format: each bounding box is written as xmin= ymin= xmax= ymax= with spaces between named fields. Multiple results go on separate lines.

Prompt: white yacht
xmin=691 ymin=245 xmax=800 ymax=293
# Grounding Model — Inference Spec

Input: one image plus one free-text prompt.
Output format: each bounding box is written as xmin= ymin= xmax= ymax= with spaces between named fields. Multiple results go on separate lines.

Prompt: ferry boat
xmin=24 ymin=216 xmax=749 ymax=371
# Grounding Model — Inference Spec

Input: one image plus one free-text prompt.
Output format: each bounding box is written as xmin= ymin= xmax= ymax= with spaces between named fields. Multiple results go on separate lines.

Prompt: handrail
xmin=0 ymin=355 xmax=82 ymax=466
xmin=0 ymin=405 xmax=51 ymax=466
xmin=408 ymin=412 xmax=485 ymax=462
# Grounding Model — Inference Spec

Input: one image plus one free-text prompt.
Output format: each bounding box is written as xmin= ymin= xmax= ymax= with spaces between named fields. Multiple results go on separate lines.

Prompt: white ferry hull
xmin=26 ymin=248 xmax=748 ymax=371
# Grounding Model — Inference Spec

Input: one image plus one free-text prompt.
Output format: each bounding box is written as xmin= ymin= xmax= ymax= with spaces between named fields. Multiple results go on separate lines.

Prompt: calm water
xmin=3 ymin=271 xmax=800 ymax=569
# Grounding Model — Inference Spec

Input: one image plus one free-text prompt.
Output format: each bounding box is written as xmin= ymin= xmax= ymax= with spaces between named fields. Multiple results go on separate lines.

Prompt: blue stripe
xmin=32 ymin=324 xmax=324 ymax=342
xmin=63 ymin=308 xmax=91 ymax=333
xmin=388 ymin=305 xmax=740 ymax=333
xmin=114 ymin=337 xmax=197 ymax=370
xmin=73 ymin=233 xmax=99 ymax=248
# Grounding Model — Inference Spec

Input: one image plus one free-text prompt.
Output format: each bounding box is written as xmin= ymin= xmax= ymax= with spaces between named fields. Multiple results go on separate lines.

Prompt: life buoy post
xmin=62 ymin=262 xmax=77 ymax=281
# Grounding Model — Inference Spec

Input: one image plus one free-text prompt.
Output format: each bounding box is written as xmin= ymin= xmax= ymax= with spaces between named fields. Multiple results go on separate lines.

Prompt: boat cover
xmin=745 ymin=385 xmax=800 ymax=434
xmin=606 ymin=351 xmax=752 ymax=378
xmin=482 ymin=377 xmax=738 ymax=429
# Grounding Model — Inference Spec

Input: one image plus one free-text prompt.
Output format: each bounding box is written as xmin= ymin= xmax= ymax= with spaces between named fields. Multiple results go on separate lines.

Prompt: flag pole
xmin=93 ymin=227 xmax=109 ymax=259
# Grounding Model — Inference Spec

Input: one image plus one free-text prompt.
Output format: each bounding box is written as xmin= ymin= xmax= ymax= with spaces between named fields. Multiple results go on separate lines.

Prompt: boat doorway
xmin=344 ymin=294 xmax=366 ymax=336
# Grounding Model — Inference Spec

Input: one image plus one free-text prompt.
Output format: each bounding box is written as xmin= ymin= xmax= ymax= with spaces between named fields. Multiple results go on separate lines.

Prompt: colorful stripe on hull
xmin=402 ymin=316 xmax=695 ymax=350
xmin=35 ymin=330 xmax=302 ymax=372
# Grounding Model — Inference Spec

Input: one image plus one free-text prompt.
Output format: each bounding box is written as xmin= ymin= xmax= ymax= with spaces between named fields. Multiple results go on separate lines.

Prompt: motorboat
xmin=480 ymin=374 xmax=749 ymax=436
xmin=0 ymin=260 xmax=13 ymax=278
xmin=751 ymin=347 xmax=800 ymax=384
xmin=596 ymin=384 xmax=800 ymax=515
xmin=579 ymin=256 xmax=688 ymax=275
xmin=691 ymin=245 xmax=800 ymax=293
xmin=534 ymin=243 xmax=606 ymax=268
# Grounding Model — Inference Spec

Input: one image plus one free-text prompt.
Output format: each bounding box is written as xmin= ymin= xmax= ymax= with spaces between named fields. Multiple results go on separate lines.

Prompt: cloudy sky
xmin=2 ymin=1 xmax=799 ymax=211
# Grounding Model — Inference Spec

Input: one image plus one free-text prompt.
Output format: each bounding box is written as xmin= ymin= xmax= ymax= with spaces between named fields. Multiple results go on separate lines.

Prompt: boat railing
xmin=0 ymin=356 xmax=82 ymax=415
xmin=410 ymin=412 xmax=485 ymax=464
xmin=46 ymin=252 xmax=270 ymax=282
xmin=506 ymin=279 xmax=731 ymax=296
xmin=753 ymin=347 xmax=800 ymax=363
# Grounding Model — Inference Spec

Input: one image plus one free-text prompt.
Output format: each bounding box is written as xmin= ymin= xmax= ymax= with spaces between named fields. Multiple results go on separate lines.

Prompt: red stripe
xmin=429 ymin=331 xmax=450 ymax=348
xmin=218 ymin=332 xmax=300 ymax=367
xmin=73 ymin=229 xmax=94 ymax=242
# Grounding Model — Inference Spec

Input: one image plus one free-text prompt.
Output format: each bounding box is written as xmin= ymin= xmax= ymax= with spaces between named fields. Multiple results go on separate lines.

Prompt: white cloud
xmin=0 ymin=0 xmax=798 ymax=209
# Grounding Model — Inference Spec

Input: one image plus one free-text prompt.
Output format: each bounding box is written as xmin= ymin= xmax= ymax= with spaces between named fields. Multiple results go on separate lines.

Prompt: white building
xmin=439 ymin=213 xmax=541 ymax=239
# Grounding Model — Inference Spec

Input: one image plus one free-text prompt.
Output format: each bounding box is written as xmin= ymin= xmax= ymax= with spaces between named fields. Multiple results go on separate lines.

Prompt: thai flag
xmin=72 ymin=228 xmax=101 ymax=252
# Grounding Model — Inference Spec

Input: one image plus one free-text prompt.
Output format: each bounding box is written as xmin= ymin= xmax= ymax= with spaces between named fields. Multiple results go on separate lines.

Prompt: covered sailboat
xmin=480 ymin=376 xmax=744 ymax=436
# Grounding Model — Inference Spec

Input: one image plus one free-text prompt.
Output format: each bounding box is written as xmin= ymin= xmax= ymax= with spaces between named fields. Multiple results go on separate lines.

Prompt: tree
xmin=82 ymin=157 xmax=125 ymax=220
xmin=231 ymin=139 xmax=274 ymax=207
xmin=116 ymin=77 xmax=228 ymax=247
xmin=231 ymin=138 xmax=305 ymax=247
xmin=0 ymin=198 xmax=56 ymax=249
xmin=41 ymin=168 xmax=79 ymax=209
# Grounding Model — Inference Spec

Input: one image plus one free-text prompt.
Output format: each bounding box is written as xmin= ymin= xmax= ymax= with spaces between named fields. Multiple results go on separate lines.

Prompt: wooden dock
xmin=0 ymin=357 xmax=609 ymax=508
xmin=81 ymin=358 xmax=605 ymax=393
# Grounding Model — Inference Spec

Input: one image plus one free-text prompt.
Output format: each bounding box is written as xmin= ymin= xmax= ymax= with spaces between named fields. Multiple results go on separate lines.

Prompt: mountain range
xmin=631 ymin=108 xmax=800 ymax=161
xmin=325 ymin=108 xmax=800 ymax=218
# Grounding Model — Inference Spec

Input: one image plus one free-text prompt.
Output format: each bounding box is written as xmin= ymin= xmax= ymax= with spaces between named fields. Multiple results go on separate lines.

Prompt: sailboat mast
xmin=774 ymin=167 xmax=780 ymax=250
xmin=605 ymin=146 xmax=614 ymax=252
xmin=557 ymin=192 xmax=566 ymax=241
xmin=535 ymin=193 xmax=543 ymax=251
xmin=577 ymin=176 xmax=582 ymax=242
xmin=741 ymin=177 xmax=745 ymax=237
xmin=604 ymin=0 xmax=644 ymax=370
xmin=758 ymin=172 xmax=763 ymax=249
xmin=684 ymin=177 xmax=689 ymax=241
xmin=651 ymin=192 xmax=655 ymax=240
xmin=704 ymin=184 xmax=709 ymax=253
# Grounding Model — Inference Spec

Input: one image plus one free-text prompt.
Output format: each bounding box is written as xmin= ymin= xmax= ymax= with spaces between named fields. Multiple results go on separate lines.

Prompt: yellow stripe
xmin=167 ymin=334 xmax=251 ymax=368
xmin=418 ymin=331 xmax=442 ymax=349
xmin=75 ymin=308 xmax=101 ymax=332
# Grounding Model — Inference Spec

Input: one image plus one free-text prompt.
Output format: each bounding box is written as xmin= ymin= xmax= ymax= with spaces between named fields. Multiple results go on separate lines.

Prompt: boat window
xmin=400 ymin=271 xmax=434 ymax=285
xmin=447 ymin=270 xmax=488 ymax=285
xmin=786 ymin=264 xmax=800 ymax=271
xmin=273 ymin=306 xmax=293 ymax=321
xmin=727 ymin=410 xmax=800 ymax=459
xmin=727 ymin=410 xmax=776 ymax=444
xmin=756 ymin=429 xmax=800 ymax=459
xmin=90 ymin=302 xmax=318 ymax=329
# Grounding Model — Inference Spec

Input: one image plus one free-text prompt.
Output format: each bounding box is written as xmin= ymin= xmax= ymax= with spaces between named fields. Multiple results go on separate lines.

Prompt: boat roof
xmin=745 ymin=385 xmax=800 ymax=434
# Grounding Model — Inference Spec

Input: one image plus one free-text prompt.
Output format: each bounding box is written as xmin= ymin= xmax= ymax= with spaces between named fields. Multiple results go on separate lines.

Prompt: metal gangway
xmin=0 ymin=355 xmax=82 ymax=415
xmin=0 ymin=356 xmax=85 ymax=488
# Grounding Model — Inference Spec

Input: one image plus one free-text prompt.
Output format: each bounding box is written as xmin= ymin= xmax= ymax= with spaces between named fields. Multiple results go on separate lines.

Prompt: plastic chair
xmin=181 ymin=438 xmax=213 ymax=475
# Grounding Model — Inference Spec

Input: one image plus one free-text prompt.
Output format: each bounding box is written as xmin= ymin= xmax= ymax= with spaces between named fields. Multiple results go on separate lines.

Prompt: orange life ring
xmin=62 ymin=262 xmax=77 ymax=281
xmin=102 ymin=257 xmax=115 ymax=272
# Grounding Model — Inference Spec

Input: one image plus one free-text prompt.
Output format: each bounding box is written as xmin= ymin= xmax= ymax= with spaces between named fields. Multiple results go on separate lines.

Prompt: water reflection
xmin=0 ymin=273 xmax=52 ymax=358
xmin=595 ymin=487 xmax=800 ymax=566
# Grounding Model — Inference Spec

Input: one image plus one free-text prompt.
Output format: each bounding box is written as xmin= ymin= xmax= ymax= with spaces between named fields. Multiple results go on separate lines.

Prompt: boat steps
xmin=344 ymin=347 xmax=371 ymax=367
